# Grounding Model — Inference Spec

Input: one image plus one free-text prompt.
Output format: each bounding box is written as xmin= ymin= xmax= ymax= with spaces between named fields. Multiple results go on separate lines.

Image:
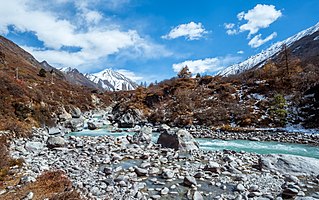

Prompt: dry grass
xmin=0 ymin=170 xmax=82 ymax=200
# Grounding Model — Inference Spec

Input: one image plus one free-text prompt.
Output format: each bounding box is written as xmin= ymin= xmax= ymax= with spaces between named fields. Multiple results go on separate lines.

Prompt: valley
xmin=0 ymin=12 xmax=319 ymax=200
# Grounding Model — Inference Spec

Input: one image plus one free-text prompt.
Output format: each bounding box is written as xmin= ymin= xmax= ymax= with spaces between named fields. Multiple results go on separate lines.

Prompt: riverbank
xmin=4 ymin=128 xmax=319 ymax=200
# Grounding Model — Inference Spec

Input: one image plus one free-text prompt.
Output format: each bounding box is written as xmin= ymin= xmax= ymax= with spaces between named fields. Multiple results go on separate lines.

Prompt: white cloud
xmin=237 ymin=50 xmax=244 ymax=54
xmin=172 ymin=56 xmax=241 ymax=74
xmin=226 ymin=29 xmax=238 ymax=35
xmin=224 ymin=23 xmax=238 ymax=35
xmin=0 ymin=0 xmax=169 ymax=72
xmin=248 ymin=32 xmax=277 ymax=48
xmin=162 ymin=22 xmax=208 ymax=40
xmin=224 ymin=23 xmax=235 ymax=29
xmin=238 ymin=4 xmax=282 ymax=37
xmin=116 ymin=69 xmax=143 ymax=82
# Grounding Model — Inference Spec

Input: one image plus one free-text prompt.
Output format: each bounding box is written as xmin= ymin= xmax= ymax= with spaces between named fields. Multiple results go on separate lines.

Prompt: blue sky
xmin=0 ymin=0 xmax=318 ymax=83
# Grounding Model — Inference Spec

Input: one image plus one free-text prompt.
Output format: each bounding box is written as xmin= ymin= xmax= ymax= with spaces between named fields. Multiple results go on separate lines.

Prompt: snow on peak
xmin=218 ymin=22 xmax=319 ymax=76
xmin=85 ymin=68 xmax=138 ymax=91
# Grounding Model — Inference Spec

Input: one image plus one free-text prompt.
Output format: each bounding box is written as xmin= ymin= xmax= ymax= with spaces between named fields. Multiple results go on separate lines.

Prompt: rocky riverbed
xmin=8 ymin=127 xmax=319 ymax=200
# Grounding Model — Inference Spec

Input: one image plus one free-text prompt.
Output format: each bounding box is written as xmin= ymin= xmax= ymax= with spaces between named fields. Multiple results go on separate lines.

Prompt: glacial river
xmin=70 ymin=128 xmax=319 ymax=159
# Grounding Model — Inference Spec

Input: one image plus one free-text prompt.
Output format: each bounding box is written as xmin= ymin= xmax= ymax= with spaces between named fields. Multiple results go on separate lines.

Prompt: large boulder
xmin=47 ymin=136 xmax=66 ymax=148
xmin=259 ymin=154 xmax=319 ymax=176
xmin=70 ymin=106 xmax=82 ymax=118
xmin=25 ymin=142 xmax=44 ymax=153
xmin=87 ymin=121 xmax=104 ymax=130
xmin=157 ymin=129 xmax=199 ymax=151
xmin=131 ymin=126 xmax=152 ymax=144
xmin=65 ymin=118 xmax=84 ymax=132
xmin=112 ymin=104 xmax=145 ymax=128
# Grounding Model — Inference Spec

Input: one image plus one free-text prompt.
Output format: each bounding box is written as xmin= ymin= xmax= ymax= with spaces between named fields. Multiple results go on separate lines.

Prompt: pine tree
xmin=177 ymin=66 xmax=192 ymax=78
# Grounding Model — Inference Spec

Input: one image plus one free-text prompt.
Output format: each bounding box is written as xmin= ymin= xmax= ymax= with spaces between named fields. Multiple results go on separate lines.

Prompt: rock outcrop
xmin=157 ymin=129 xmax=199 ymax=151
xmin=259 ymin=154 xmax=319 ymax=176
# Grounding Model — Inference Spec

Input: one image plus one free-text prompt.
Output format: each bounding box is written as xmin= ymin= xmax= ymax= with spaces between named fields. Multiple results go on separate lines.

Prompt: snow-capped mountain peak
xmin=85 ymin=68 xmax=138 ymax=91
xmin=218 ymin=22 xmax=319 ymax=76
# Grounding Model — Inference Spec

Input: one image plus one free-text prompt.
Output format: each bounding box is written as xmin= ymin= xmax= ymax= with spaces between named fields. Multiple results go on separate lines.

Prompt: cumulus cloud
xmin=116 ymin=69 xmax=143 ymax=82
xmin=172 ymin=56 xmax=241 ymax=74
xmin=224 ymin=23 xmax=238 ymax=35
xmin=224 ymin=4 xmax=281 ymax=47
xmin=0 ymin=0 xmax=169 ymax=72
xmin=162 ymin=22 xmax=208 ymax=40
xmin=238 ymin=4 xmax=282 ymax=37
xmin=248 ymin=32 xmax=277 ymax=48
xmin=237 ymin=50 xmax=244 ymax=54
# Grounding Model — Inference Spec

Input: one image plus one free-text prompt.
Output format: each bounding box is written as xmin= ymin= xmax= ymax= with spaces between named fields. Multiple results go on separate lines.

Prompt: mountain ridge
xmin=85 ymin=68 xmax=138 ymax=91
xmin=218 ymin=22 xmax=319 ymax=76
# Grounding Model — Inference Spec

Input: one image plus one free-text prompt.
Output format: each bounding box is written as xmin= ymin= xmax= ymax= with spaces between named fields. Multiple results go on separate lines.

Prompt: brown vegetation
xmin=0 ymin=170 xmax=82 ymax=200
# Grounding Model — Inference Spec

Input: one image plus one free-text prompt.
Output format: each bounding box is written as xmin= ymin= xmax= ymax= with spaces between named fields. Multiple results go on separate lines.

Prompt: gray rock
xmin=151 ymin=195 xmax=161 ymax=199
xmin=65 ymin=118 xmax=84 ymax=132
xmin=87 ymin=122 xmax=103 ymax=130
xmin=193 ymin=191 xmax=203 ymax=200
xmin=47 ymin=136 xmax=66 ymax=148
xmin=70 ymin=106 xmax=82 ymax=118
xmin=184 ymin=176 xmax=197 ymax=187
xmin=162 ymin=170 xmax=175 ymax=179
xmin=20 ymin=176 xmax=36 ymax=184
xmin=161 ymin=187 xmax=169 ymax=195
xmin=236 ymin=184 xmax=245 ymax=192
xmin=135 ymin=167 xmax=148 ymax=176
xmin=204 ymin=161 xmax=221 ymax=174
xmin=282 ymin=188 xmax=299 ymax=199
xmin=22 ymin=192 xmax=34 ymax=200
xmin=160 ymin=124 xmax=170 ymax=131
xmin=25 ymin=142 xmax=44 ymax=153
xmin=249 ymin=185 xmax=259 ymax=192
xmin=47 ymin=127 xmax=60 ymax=135
xmin=157 ymin=129 xmax=199 ymax=151
xmin=131 ymin=126 xmax=152 ymax=144
xmin=259 ymin=154 xmax=319 ymax=176
xmin=112 ymin=106 xmax=145 ymax=128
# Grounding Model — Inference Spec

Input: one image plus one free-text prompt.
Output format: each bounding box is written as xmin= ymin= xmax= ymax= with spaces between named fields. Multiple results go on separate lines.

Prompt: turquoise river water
xmin=69 ymin=128 xmax=319 ymax=159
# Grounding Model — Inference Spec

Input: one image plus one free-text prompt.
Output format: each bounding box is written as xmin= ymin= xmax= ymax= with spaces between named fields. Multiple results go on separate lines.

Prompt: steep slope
xmin=85 ymin=69 xmax=138 ymax=91
xmin=0 ymin=36 xmax=110 ymax=131
xmin=218 ymin=22 xmax=319 ymax=76
xmin=60 ymin=67 xmax=102 ymax=91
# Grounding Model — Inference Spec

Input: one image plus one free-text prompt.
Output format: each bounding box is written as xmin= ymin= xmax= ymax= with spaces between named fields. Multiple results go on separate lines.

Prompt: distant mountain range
xmin=58 ymin=67 xmax=138 ymax=91
xmin=218 ymin=22 xmax=319 ymax=76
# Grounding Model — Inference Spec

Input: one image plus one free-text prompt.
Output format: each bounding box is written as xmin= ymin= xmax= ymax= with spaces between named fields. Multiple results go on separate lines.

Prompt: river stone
xmin=204 ymin=161 xmax=221 ymax=174
xmin=193 ymin=191 xmax=203 ymax=200
xmin=131 ymin=126 xmax=152 ymax=144
xmin=87 ymin=122 xmax=103 ymax=130
xmin=47 ymin=136 xmax=66 ymax=148
xmin=282 ymin=188 xmax=299 ymax=199
xmin=47 ymin=127 xmax=60 ymax=135
xmin=157 ymin=129 xmax=199 ymax=151
xmin=162 ymin=170 xmax=174 ymax=179
xmin=25 ymin=142 xmax=44 ymax=153
xmin=65 ymin=118 xmax=84 ymax=132
xmin=184 ymin=176 xmax=197 ymax=187
xmin=259 ymin=154 xmax=319 ymax=176
xmin=161 ymin=187 xmax=169 ymax=195
xmin=236 ymin=184 xmax=245 ymax=192
xmin=135 ymin=167 xmax=148 ymax=176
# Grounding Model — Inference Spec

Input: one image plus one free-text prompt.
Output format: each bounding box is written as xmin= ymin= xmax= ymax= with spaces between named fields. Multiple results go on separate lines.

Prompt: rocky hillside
xmin=112 ymin=46 xmax=319 ymax=129
xmin=0 ymin=36 xmax=111 ymax=133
